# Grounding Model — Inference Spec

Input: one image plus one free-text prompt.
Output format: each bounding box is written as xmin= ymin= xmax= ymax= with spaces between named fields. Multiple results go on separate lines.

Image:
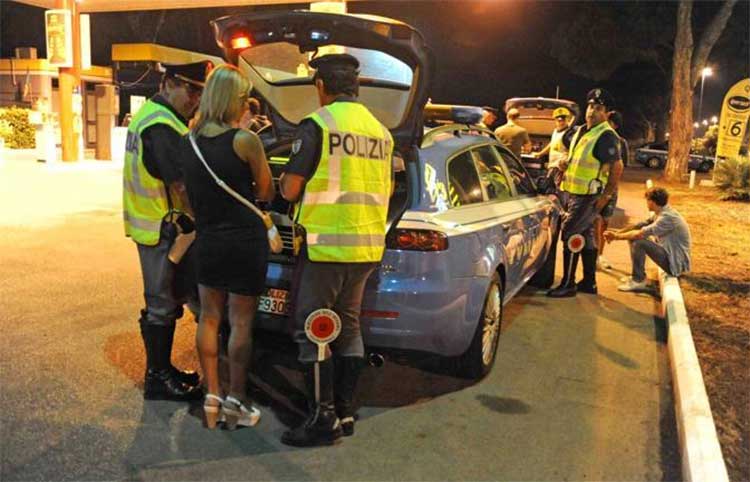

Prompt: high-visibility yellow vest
xmin=548 ymin=128 xmax=569 ymax=168
xmin=561 ymin=121 xmax=615 ymax=195
xmin=123 ymin=100 xmax=188 ymax=246
xmin=297 ymin=101 xmax=393 ymax=263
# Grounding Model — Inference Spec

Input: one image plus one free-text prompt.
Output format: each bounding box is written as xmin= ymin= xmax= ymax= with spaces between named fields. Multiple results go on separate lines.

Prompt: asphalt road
xmin=0 ymin=157 xmax=681 ymax=481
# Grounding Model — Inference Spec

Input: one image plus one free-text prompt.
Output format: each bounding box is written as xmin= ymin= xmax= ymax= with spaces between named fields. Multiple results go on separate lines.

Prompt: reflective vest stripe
xmin=318 ymin=108 xmax=342 ymax=194
xmin=123 ymin=211 xmax=163 ymax=232
xmin=561 ymin=122 xmax=614 ymax=195
xmin=307 ymin=233 xmax=386 ymax=246
xmin=302 ymin=191 xmax=389 ymax=206
xmin=123 ymin=175 xmax=165 ymax=199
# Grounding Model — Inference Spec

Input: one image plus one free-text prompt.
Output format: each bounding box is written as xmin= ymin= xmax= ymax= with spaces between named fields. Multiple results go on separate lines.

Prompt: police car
xmin=211 ymin=11 xmax=561 ymax=379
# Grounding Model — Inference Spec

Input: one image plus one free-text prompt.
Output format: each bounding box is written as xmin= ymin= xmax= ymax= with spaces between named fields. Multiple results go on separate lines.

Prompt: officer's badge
xmin=292 ymin=139 xmax=303 ymax=154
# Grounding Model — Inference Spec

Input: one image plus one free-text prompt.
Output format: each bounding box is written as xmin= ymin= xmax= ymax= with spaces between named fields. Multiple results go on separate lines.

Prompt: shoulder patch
xmin=608 ymin=147 xmax=617 ymax=156
xmin=292 ymin=139 xmax=303 ymax=155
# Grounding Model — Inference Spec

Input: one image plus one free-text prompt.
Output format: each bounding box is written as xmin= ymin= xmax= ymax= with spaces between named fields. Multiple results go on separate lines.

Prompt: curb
xmin=659 ymin=270 xmax=729 ymax=482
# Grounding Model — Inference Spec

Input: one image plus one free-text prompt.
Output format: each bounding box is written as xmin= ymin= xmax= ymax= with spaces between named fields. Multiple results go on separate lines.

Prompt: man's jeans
xmin=629 ymin=239 xmax=672 ymax=282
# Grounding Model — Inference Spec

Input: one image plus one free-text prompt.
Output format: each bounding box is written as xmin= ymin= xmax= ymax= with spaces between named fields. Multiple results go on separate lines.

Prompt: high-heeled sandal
xmin=203 ymin=393 xmax=224 ymax=429
xmin=222 ymin=396 xmax=261 ymax=430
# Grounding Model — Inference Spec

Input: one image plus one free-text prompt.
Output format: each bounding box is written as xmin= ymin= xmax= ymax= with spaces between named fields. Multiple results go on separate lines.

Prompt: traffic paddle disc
xmin=567 ymin=234 xmax=586 ymax=253
xmin=304 ymin=309 xmax=342 ymax=345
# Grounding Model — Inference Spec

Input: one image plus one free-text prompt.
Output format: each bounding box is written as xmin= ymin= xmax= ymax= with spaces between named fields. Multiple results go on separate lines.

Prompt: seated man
xmin=604 ymin=187 xmax=692 ymax=291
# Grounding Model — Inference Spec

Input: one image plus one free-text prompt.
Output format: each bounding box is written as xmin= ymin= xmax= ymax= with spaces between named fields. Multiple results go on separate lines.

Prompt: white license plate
xmin=258 ymin=288 xmax=290 ymax=316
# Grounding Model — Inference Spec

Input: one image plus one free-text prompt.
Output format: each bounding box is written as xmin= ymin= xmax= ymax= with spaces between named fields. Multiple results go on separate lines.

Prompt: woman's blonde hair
xmin=191 ymin=64 xmax=252 ymax=137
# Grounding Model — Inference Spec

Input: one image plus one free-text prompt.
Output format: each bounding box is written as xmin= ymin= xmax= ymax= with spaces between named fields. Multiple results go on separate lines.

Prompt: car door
xmin=493 ymin=147 xmax=551 ymax=281
xmin=467 ymin=145 xmax=529 ymax=295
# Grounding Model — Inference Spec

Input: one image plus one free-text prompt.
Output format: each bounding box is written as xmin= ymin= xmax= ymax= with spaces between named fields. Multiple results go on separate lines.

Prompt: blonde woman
xmin=180 ymin=64 xmax=275 ymax=429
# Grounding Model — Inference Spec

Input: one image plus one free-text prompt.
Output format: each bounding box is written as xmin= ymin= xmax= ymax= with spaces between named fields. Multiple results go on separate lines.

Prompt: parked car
xmin=502 ymin=97 xmax=580 ymax=176
xmin=635 ymin=142 xmax=715 ymax=172
xmin=211 ymin=11 xmax=561 ymax=379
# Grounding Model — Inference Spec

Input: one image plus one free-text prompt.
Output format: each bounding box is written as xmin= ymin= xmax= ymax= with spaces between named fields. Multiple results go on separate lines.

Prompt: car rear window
xmin=447 ymin=151 xmax=483 ymax=207
xmin=472 ymin=146 xmax=513 ymax=202
xmin=494 ymin=148 xmax=536 ymax=196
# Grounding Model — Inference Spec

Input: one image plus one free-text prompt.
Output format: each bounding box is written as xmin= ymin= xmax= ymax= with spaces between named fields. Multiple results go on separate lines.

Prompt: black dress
xmin=181 ymin=128 xmax=268 ymax=296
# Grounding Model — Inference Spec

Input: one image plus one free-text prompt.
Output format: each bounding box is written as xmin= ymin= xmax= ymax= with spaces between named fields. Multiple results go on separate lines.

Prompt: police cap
xmin=482 ymin=106 xmax=499 ymax=116
xmin=309 ymin=53 xmax=360 ymax=74
xmin=553 ymin=107 xmax=571 ymax=119
xmin=163 ymin=60 xmax=214 ymax=87
xmin=587 ymin=88 xmax=615 ymax=109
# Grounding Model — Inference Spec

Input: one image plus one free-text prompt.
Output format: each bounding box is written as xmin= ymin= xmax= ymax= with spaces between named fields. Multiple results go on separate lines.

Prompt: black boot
xmin=141 ymin=321 xmax=203 ymax=402
xmin=576 ymin=249 xmax=598 ymax=295
xmin=547 ymin=248 xmax=578 ymax=298
xmin=334 ymin=356 xmax=364 ymax=436
xmin=163 ymin=324 xmax=201 ymax=387
xmin=281 ymin=359 xmax=343 ymax=447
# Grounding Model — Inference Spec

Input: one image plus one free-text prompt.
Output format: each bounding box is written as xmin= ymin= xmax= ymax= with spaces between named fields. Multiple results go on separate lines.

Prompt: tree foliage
xmin=547 ymin=3 xmax=674 ymax=82
xmin=0 ymin=106 xmax=35 ymax=149
xmin=713 ymin=155 xmax=750 ymax=201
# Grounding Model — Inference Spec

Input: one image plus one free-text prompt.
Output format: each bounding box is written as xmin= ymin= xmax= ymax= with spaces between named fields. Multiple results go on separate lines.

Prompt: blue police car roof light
xmin=424 ymin=103 xmax=484 ymax=125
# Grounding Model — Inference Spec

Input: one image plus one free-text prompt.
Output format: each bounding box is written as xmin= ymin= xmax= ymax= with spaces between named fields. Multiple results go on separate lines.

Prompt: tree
xmin=546 ymin=3 xmax=677 ymax=142
xmin=664 ymin=0 xmax=738 ymax=182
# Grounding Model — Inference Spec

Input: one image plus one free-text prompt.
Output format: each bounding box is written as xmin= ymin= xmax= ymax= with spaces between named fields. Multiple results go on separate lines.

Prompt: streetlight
xmin=711 ymin=115 xmax=718 ymax=125
xmin=694 ymin=122 xmax=700 ymax=128
xmin=702 ymin=119 xmax=709 ymax=126
xmin=698 ymin=66 xmax=713 ymax=124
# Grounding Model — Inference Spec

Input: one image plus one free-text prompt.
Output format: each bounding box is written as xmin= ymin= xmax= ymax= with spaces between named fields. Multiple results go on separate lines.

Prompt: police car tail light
xmin=230 ymin=35 xmax=252 ymax=50
xmin=387 ymin=229 xmax=448 ymax=252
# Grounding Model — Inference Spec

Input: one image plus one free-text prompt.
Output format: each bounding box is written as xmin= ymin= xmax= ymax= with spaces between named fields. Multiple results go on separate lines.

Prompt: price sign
xmin=45 ymin=10 xmax=73 ymax=68
xmin=716 ymin=79 xmax=750 ymax=159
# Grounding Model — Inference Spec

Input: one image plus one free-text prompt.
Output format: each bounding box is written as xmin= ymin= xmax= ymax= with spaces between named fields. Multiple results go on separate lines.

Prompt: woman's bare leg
xmin=196 ymin=284 xmax=227 ymax=397
xmin=226 ymin=293 xmax=258 ymax=401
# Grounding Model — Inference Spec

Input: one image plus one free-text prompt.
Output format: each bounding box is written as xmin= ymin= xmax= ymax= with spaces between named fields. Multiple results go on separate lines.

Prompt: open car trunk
xmin=503 ymin=97 xmax=580 ymax=141
xmin=210 ymin=11 xmax=431 ymax=260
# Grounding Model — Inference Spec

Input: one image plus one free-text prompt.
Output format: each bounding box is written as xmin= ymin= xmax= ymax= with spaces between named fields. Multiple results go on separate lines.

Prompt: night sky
xmin=1 ymin=0 xmax=748 ymax=140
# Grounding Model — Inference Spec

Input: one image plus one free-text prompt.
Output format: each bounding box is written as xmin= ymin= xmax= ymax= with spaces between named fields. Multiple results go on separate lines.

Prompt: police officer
xmin=596 ymin=110 xmax=628 ymax=270
xmin=479 ymin=106 xmax=499 ymax=130
xmin=123 ymin=61 xmax=212 ymax=401
xmin=278 ymin=53 xmax=393 ymax=446
xmin=547 ymin=88 xmax=624 ymax=297
xmin=534 ymin=106 xmax=575 ymax=189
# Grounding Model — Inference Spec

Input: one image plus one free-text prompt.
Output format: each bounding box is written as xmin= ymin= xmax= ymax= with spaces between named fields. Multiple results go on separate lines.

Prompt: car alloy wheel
xmin=457 ymin=272 xmax=504 ymax=379
xmin=481 ymin=282 xmax=502 ymax=366
xmin=647 ymin=157 xmax=662 ymax=169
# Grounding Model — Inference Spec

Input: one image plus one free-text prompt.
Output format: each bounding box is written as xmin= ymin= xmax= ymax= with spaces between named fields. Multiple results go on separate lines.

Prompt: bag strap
xmin=188 ymin=132 xmax=266 ymax=220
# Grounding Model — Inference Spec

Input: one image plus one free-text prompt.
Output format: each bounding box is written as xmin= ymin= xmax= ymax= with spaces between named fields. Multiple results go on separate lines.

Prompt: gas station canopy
xmin=14 ymin=0 xmax=341 ymax=13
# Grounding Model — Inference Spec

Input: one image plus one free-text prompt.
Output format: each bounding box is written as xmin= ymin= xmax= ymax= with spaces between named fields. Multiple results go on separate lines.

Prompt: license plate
xmin=258 ymin=288 xmax=290 ymax=316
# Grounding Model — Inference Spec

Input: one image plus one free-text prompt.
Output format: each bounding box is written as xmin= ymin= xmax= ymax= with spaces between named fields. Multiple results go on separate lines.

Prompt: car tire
xmin=528 ymin=222 xmax=559 ymax=289
xmin=647 ymin=157 xmax=662 ymax=169
xmin=458 ymin=272 xmax=504 ymax=380
xmin=699 ymin=161 xmax=712 ymax=172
